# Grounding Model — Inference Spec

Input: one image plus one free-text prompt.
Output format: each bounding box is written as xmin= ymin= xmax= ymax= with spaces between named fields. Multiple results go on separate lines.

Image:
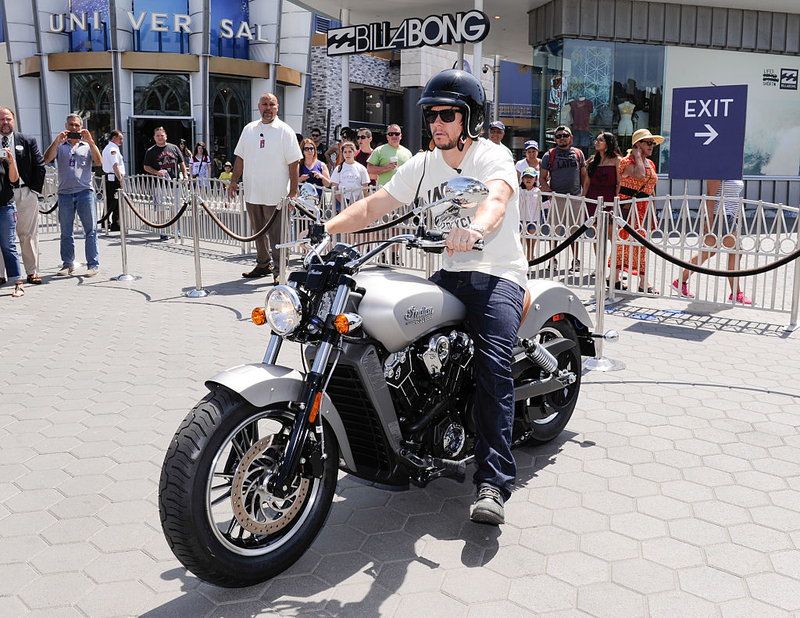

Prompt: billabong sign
xmin=327 ymin=10 xmax=489 ymax=56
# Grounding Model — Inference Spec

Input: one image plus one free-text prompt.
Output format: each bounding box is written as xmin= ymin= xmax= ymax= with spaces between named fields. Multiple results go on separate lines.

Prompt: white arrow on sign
xmin=695 ymin=124 xmax=719 ymax=146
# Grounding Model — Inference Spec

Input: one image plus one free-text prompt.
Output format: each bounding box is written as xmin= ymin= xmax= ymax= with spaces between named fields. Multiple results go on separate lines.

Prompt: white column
xmin=276 ymin=2 xmax=313 ymax=133
xmin=249 ymin=0 xmax=280 ymax=112
xmin=340 ymin=8 xmax=349 ymax=131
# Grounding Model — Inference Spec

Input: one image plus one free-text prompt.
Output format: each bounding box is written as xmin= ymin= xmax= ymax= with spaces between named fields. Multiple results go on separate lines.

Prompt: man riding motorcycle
xmin=317 ymin=69 xmax=528 ymax=525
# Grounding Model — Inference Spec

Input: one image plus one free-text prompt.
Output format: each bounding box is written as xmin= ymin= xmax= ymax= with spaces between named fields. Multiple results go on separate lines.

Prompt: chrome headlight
xmin=265 ymin=285 xmax=303 ymax=335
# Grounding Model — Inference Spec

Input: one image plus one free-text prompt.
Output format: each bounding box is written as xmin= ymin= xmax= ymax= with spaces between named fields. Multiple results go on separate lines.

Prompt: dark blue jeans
xmin=0 ymin=202 xmax=22 ymax=280
xmin=430 ymin=270 xmax=525 ymax=500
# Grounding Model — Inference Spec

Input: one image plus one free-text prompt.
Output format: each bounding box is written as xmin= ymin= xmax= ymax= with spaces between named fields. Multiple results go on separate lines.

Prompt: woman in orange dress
xmin=612 ymin=129 xmax=663 ymax=294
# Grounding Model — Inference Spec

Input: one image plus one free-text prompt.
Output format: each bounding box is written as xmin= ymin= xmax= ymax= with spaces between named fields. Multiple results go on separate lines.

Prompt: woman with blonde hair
xmin=612 ymin=128 xmax=663 ymax=294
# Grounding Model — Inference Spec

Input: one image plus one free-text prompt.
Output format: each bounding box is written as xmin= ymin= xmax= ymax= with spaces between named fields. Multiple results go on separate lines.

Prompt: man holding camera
xmin=44 ymin=114 xmax=103 ymax=277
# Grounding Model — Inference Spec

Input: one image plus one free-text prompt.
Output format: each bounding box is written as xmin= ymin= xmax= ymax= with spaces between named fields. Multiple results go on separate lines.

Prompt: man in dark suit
xmin=0 ymin=107 xmax=46 ymax=284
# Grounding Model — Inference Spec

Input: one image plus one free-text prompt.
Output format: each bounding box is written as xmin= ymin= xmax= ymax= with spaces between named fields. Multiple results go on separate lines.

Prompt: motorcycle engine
xmin=383 ymin=329 xmax=474 ymax=458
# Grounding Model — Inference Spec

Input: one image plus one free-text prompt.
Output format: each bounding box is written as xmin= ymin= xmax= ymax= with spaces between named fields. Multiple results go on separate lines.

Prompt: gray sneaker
xmin=56 ymin=264 xmax=75 ymax=276
xmin=470 ymin=483 xmax=505 ymax=525
xmin=85 ymin=267 xmax=99 ymax=278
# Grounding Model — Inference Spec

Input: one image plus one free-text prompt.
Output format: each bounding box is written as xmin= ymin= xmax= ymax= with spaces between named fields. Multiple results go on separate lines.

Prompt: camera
xmin=0 ymin=150 xmax=7 ymax=158
xmin=66 ymin=131 xmax=82 ymax=139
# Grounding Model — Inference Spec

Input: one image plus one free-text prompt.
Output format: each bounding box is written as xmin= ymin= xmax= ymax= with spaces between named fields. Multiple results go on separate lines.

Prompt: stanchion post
xmin=186 ymin=192 xmax=208 ymax=298
xmin=790 ymin=250 xmax=800 ymax=329
xmin=278 ymin=200 xmax=288 ymax=284
xmin=239 ymin=186 xmax=249 ymax=255
xmin=585 ymin=206 xmax=625 ymax=372
xmin=116 ymin=186 xmax=134 ymax=281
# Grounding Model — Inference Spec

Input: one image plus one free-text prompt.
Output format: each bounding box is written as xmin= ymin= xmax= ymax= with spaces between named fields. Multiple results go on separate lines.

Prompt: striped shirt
xmin=715 ymin=179 xmax=744 ymax=217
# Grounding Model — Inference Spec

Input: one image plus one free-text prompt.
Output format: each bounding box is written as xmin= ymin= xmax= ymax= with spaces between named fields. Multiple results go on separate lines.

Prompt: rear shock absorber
xmin=523 ymin=340 xmax=559 ymax=374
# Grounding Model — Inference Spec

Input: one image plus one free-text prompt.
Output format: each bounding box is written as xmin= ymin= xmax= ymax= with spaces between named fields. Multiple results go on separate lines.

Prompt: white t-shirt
xmin=384 ymin=138 xmax=528 ymax=288
xmin=519 ymin=188 xmax=544 ymax=224
xmin=330 ymin=161 xmax=369 ymax=203
xmin=102 ymin=141 xmax=125 ymax=180
xmin=234 ymin=117 xmax=302 ymax=204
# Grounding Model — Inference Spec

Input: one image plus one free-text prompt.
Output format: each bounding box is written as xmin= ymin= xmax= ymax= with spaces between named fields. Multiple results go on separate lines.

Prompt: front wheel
xmin=514 ymin=317 xmax=582 ymax=445
xmin=158 ymin=386 xmax=338 ymax=587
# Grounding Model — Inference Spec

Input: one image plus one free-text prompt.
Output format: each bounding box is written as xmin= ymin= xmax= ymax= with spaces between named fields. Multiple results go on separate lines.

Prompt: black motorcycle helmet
xmin=418 ymin=69 xmax=486 ymax=148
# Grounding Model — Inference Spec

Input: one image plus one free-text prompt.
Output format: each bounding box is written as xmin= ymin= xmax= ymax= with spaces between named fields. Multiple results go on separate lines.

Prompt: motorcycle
xmin=158 ymin=177 xmax=598 ymax=587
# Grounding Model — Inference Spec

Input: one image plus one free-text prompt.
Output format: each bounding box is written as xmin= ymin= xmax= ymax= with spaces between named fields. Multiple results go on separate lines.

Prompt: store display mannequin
xmin=559 ymin=102 xmax=573 ymax=125
xmin=570 ymin=96 xmax=594 ymax=149
xmin=618 ymin=100 xmax=635 ymax=136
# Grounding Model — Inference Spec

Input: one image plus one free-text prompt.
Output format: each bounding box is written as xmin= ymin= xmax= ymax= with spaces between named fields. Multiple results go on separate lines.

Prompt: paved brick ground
xmin=1 ymin=232 xmax=799 ymax=618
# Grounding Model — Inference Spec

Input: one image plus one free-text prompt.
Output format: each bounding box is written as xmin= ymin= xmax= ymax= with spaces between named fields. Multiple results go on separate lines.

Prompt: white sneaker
xmin=85 ymin=267 xmax=99 ymax=278
xmin=56 ymin=264 xmax=75 ymax=276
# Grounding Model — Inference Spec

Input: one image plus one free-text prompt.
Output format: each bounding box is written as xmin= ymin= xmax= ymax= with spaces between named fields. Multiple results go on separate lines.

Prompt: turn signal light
xmin=252 ymin=307 xmax=267 ymax=325
xmin=333 ymin=314 xmax=350 ymax=334
xmin=309 ymin=392 xmax=322 ymax=423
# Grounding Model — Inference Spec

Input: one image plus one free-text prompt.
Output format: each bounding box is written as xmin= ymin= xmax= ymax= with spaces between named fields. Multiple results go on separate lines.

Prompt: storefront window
xmin=133 ymin=73 xmax=191 ymax=116
xmin=209 ymin=76 xmax=250 ymax=171
xmin=533 ymin=40 xmax=665 ymax=170
xmin=70 ymin=73 xmax=113 ymax=144
xmin=68 ymin=0 xmax=110 ymax=52
xmin=131 ymin=0 xmax=189 ymax=53
xmin=349 ymin=86 xmax=403 ymax=133
xmin=210 ymin=0 xmax=249 ymax=59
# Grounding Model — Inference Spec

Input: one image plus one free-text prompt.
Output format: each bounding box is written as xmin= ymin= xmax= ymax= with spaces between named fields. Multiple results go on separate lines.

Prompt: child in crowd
xmin=330 ymin=141 xmax=369 ymax=210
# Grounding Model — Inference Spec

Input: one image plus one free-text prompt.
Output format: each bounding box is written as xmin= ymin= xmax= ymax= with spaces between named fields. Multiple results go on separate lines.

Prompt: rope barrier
xmin=39 ymin=202 xmax=58 ymax=215
xmin=619 ymin=219 xmax=800 ymax=277
xmin=122 ymin=193 xmax=188 ymax=229
xmin=197 ymin=199 xmax=277 ymax=242
xmin=528 ymin=223 xmax=591 ymax=266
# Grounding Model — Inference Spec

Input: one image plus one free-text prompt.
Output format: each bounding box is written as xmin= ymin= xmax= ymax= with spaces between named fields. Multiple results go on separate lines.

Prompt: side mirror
xmin=444 ymin=176 xmax=489 ymax=206
xmin=299 ymin=183 xmax=320 ymax=205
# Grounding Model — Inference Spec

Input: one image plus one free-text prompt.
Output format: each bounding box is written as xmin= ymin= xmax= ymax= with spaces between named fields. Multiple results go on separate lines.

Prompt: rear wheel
xmin=158 ymin=386 xmax=338 ymax=587
xmin=514 ymin=318 xmax=582 ymax=445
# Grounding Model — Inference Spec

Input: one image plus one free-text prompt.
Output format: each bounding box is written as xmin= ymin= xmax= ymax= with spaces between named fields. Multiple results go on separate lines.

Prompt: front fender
xmin=205 ymin=363 xmax=356 ymax=471
xmin=518 ymin=280 xmax=594 ymax=340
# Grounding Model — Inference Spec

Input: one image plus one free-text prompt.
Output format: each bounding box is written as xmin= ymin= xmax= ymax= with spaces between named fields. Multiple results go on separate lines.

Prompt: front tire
xmin=514 ymin=317 xmax=582 ymax=445
xmin=158 ymin=386 xmax=338 ymax=587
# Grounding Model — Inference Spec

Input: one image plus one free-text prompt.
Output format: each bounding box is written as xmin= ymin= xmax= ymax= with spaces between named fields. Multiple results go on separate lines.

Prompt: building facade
xmin=0 ymin=0 xmax=311 ymax=174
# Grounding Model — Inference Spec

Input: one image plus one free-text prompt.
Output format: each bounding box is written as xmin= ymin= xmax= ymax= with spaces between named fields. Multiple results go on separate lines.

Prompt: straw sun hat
xmin=631 ymin=128 xmax=665 ymax=146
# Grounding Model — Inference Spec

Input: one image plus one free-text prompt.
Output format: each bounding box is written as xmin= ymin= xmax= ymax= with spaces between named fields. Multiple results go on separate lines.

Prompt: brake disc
xmin=231 ymin=435 xmax=310 ymax=535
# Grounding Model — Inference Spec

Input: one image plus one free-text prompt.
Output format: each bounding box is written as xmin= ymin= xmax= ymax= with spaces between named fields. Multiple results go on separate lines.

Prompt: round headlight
xmin=265 ymin=286 xmax=303 ymax=335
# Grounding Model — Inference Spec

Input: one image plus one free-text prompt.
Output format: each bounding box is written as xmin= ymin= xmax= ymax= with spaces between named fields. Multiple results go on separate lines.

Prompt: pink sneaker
xmin=672 ymin=279 xmax=694 ymax=298
xmin=729 ymin=291 xmax=752 ymax=305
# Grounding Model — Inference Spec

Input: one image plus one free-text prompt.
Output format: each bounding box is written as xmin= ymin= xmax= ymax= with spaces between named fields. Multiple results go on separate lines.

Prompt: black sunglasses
xmin=639 ymin=140 xmax=657 ymax=146
xmin=424 ymin=109 xmax=460 ymax=124
xmin=357 ymin=135 xmax=369 ymax=139
xmin=386 ymin=131 xmax=401 ymax=136
xmin=303 ymin=146 xmax=315 ymax=151
xmin=555 ymin=133 xmax=571 ymax=139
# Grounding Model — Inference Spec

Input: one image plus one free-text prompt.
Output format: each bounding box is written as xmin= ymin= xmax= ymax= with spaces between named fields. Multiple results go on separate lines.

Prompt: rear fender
xmin=518 ymin=280 xmax=594 ymax=341
xmin=205 ymin=364 xmax=355 ymax=471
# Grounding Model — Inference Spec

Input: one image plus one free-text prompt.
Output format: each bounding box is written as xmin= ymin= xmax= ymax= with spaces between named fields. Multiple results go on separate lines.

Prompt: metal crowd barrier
xmin=35 ymin=169 xmax=800 ymax=324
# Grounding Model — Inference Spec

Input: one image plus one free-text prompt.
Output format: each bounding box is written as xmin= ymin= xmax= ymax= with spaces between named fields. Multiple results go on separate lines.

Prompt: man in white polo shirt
xmin=101 ymin=130 xmax=125 ymax=231
xmin=228 ymin=92 xmax=302 ymax=283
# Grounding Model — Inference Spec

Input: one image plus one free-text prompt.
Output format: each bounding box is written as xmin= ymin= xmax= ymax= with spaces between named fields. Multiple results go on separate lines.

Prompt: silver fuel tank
xmin=353 ymin=270 xmax=466 ymax=353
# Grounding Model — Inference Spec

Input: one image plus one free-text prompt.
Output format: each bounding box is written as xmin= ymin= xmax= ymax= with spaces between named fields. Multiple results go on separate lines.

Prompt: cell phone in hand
xmin=0 ymin=150 xmax=7 ymax=158
xmin=67 ymin=131 xmax=82 ymax=139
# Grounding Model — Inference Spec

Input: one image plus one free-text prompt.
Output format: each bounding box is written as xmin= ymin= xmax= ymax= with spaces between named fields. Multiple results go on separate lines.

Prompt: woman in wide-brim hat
xmin=611 ymin=128 xmax=664 ymax=294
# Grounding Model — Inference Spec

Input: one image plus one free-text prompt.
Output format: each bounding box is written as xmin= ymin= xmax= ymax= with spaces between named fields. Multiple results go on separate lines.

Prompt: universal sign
xmin=327 ymin=10 xmax=490 ymax=56
xmin=49 ymin=12 xmax=270 ymax=41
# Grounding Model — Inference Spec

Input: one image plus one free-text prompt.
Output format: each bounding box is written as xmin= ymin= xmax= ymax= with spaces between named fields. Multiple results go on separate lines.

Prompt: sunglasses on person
xmin=303 ymin=146 xmax=315 ymax=151
xmin=386 ymin=131 xmax=402 ymax=136
xmin=638 ymin=140 xmax=657 ymax=146
xmin=357 ymin=135 xmax=369 ymax=140
xmin=555 ymin=133 xmax=571 ymax=139
xmin=423 ymin=109 xmax=460 ymax=124
xmin=311 ymin=133 xmax=320 ymax=138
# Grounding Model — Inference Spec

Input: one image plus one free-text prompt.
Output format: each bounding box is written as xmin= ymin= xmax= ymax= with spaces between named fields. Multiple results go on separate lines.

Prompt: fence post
xmin=115 ymin=186 xmax=134 ymax=282
xmin=185 ymin=192 xmax=208 ymax=298
xmin=584 ymin=206 xmax=625 ymax=372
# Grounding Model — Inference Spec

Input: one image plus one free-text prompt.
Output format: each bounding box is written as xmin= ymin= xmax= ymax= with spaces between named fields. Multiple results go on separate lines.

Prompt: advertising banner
xmin=663 ymin=46 xmax=800 ymax=176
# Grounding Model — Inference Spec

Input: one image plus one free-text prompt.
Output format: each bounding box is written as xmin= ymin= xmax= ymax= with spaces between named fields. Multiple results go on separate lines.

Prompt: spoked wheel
xmin=158 ymin=386 xmax=338 ymax=587
xmin=514 ymin=317 xmax=582 ymax=445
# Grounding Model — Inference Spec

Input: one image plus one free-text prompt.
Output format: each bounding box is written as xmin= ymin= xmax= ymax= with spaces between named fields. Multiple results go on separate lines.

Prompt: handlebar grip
xmin=473 ymin=239 xmax=484 ymax=251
